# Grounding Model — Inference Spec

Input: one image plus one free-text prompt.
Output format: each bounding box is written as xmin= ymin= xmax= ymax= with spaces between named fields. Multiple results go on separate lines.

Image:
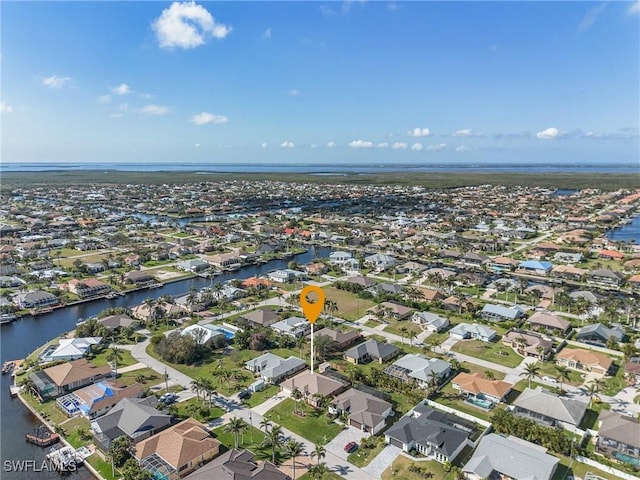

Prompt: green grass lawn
xmin=322 ymin=286 xmax=376 ymax=321
xmin=86 ymin=455 xmax=120 ymax=480
xmin=21 ymin=393 xmax=69 ymax=424
xmin=61 ymin=416 xmax=91 ymax=448
xmin=450 ymin=338 xmax=523 ymax=368
xmin=602 ymin=367 xmax=627 ymax=396
xmin=243 ymin=385 xmax=280 ymax=408
xmin=117 ymin=367 xmax=161 ymax=388
xmin=174 ymin=397 xmax=225 ymax=423
xmin=382 ymin=455 xmax=454 ymax=480
xmin=89 ymin=347 xmax=137 ymax=369
xmin=212 ymin=424 xmax=265 ymax=451
xmin=298 ymin=472 xmax=344 ymax=480
xmin=458 ymin=361 xmax=507 ymax=380
xmin=265 ymin=398 xmax=343 ymax=445
xmin=430 ymin=381 xmax=500 ymax=422
xmin=383 ymin=319 xmax=422 ymax=338
xmin=537 ymin=362 xmax=584 ymax=386
xmin=347 ymin=439 xmax=386 ymax=467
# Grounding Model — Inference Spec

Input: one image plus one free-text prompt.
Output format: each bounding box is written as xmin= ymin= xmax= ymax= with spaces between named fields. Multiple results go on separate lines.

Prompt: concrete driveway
xmin=362 ymin=444 xmax=401 ymax=477
xmin=325 ymin=425 xmax=369 ymax=461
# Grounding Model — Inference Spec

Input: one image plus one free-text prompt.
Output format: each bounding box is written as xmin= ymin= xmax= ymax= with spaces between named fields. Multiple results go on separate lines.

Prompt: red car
xmin=344 ymin=442 xmax=358 ymax=453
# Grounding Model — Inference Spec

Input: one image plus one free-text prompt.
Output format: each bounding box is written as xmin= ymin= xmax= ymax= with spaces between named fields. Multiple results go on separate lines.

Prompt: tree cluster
xmin=154 ymin=331 xmax=227 ymax=365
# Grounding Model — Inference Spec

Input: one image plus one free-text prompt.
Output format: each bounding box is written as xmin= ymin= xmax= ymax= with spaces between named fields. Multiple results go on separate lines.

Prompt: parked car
xmin=238 ymin=390 xmax=251 ymax=400
xmin=344 ymin=442 xmax=358 ymax=454
xmin=160 ymin=393 xmax=179 ymax=405
xmin=542 ymin=376 xmax=558 ymax=383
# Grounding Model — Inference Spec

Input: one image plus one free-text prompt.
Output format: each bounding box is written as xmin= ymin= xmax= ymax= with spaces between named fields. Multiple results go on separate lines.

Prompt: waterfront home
xmin=205 ymin=252 xmax=242 ymax=269
xmin=385 ymin=404 xmax=477 ymax=463
xmin=556 ymin=347 xmax=613 ymax=376
xmin=271 ymin=316 xmax=310 ymax=338
xmin=449 ymin=323 xmax=496 ymax=343
xmin=176 ymin=258 xmax=210 ymax=272
xmin=267 ymin=269 xmax=307 ymax=283
xmin=98 ymin=313 xmax=136 ymax=331
xmin=329 ymin=251 xmax=353 ymax=265
xmin=184 ymin=449 xmax=291 ymax=480
xmin=587 ymin=268 xmax=626 ymax=287
xmin=30 ymin=359 xmax=112 ymax=399
xmin=91 ymin=397 xmax=172 ymax=452
xmin=343 ymin=339 xmax=400 ymax=365
xmin=480 ymin=304 xmax=524 ymax=322
xmin=512 ymin=386 xmax=587 ymax=428
xmin=526 ymin=311 xmax=571 ymax=336
xmin=329 ymin=388 xmax=393 ymax=434
xmin=245 ymin=352 xmax=305 ymax=384
xmin=180 ymin=324 xmax=227 ymax=345
xmin=517 ymin=260 xmax=553 ymax=276
xmin=597 ymin=411 xmax=640 ymax=465
xmin=66 ymin=278 xmax=111 ymax=298
xmin=280 ymin=370 xmax=348 ymax=406
xmin=56 ymin=381 xmax=143 ymax=419
xmin=576 ymin=323 xmax=625 ymax=347
xmin=125 ymin=270 xmax=156 ymax=285
xmin=462 ymin=434 xmax=559 ymax=480
xmin=502 ymin=330 xmax=552 ymax=360
xmin=239 ymin=307 xmax=280 ymax=327
xmin=313 ymin=327 xmax=361 ymax=350
xmin=135 ymin=418 xmax=221 ymax=479
xmin=44 ymin=336 xmax=102 ymax=362
xmin=15 ymin=290 xmax=58 ymax=309
xmin=131 ymin=301 xmax=187 ymax=323
xmin=411 ymin=311 xmax=449 ymax=332
xmin=451 ymin=372 xmax=512 ymax=405
xmin=384 ymin=354 xmax=451 ymax=389
xmin=364 ymin=253 xmax=397 ymax=272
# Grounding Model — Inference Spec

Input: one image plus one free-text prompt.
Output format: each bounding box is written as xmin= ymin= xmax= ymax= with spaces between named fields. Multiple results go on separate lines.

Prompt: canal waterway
xmin=606 ymin=214 xmax=640 ymax=244
xmin=0 ymin=246 xmax=330 ymax=479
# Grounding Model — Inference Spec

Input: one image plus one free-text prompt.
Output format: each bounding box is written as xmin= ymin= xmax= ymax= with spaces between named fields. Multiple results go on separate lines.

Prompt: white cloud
xmin=407 ymin=127 xmax=430 ymax=137
xmin=320 ymin=5 xmax=336 ymax=15
xmin=139 ymin=104 xmax=170 ymax=115
xmin=392 ymin=142 xmax=407 ymax=150
xmin=349 ymin=140 xmax=373 ymax=148
xmin=377 ymin=142 xmax=389 ymax=148
xmin=326 ymin=141 xmax=337 ymax=148
xmin=629 ymin=0 xmax=640 ymax=15
xmin=426 ymin=143 xmax=447 ymax=151
xmin=0 ymin=101 xmax=13 ymax=113
xmin=190 ymin=112 xmax=228 ymax=125
xmin=310 ymin=144 xmax=318 ymax=148
xmin=455 ymin=145 xmax=471 ymax=152
xmin=111 ymin=83 xmax=131 ymax=95
xmin=263 ymin=28 xmax=272 ymax=39
xmin=153 ymin=1 xmax=232 ymax=49
xmin=261 ymin=142 xmax=268 ymax=149
xmin=280 ymin=141 xmax=295 ymax=148
xmin=98 ymin=95 xmax=111 ymax=104
xmin=579 ymin=3 xmax=607 ymax=31
xmin=410 ymin=143 xmax=423 ymax=151
xmin=194 ymin=143 xmax=201 ymax=148
xmin=536 ymin=127 xmax=561 ymax=139
xmin=452 ymin=128 xmax=481 ymax=137
xmin=43 ymin=75 xmax=72 ymax=89
xmin=288 ymin=89 xmax=300 ymax=96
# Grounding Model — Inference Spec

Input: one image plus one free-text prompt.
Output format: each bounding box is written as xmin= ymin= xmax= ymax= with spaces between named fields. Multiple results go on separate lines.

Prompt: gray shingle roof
xmin=513 ymin=387 xmax=587 ymax=426
xmin=344 ymin=339 xmax=399 ymax=362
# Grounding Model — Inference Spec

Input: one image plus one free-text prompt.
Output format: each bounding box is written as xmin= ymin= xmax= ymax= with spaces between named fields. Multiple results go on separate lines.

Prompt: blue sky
xmin=2 ymin=1 xmax=639 ymax=165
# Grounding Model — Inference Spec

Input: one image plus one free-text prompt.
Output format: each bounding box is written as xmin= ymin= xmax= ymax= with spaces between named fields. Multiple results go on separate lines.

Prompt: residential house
xmin=597 ymin=411 xmax=640 ymax=464
xmin=417 ymin=288 xmax=445 ymax=303
xmin=91 ymin=397 xmax=172 ymax=452
xmin=343 ymin=276 xmax=377 ymax=289
xmin=461 ymin=252 xmax=489 ymax=268
xmin=513 ymin=387 xmax=587 ymax=428
xmin=553 ymin=252 xmax=583 ymax=264
xmin=343 ymin=339 xmax=400 ymax=365
xmin=206 ymin=252 xmax=242 ymax=269
xmin=329 ymin=388 xmax=393 ymax=434
xmin=15 ymin=290 xmax=58 ymax=309
xmin=449 ymin=323 xmax=497 ymax=343
xmin=556 ymin=347 xmax=613 ymax=376
xmin=271 ymin=316 xmax=310 ymax=338
xmin=373 ymin=301 xmax=414 ymax=320
xmin=517 ymin=260 xmax=553 ymax=276
xmin=267 ymin=269 xmax=306 ymax=283
xmin=384 ymin=354 xmax=451 ymax=389
xmin=135 ymin=418 xmax=221 ymax=479
xmin=452 ymin=372 xmax=512 ymax=406
xmin=280 ymin=370 xmax=348 ymax=406
xmin=30 ymin=359 xmax=112 ymax=400
xmin=181 ymin=324 xmax=227 ymax=345
xmin=304 ymin=262 xmax=327 ymax=275
xmin=329 ymin=251 xmax=354 ymax=265
xmin=67 ymin=278 xmax=111 ymax=298
xmin=385 ymin=404 xmax=478 ymax=463
xmin=43 ymin=337 xmax=102 ymax=362
xmin=98 ymin=313 xmax=136 ymax=331
xmin=624 ymin=357 xmax=640 ymax=384
xmin=587 ymin=269 xmax=626 ymax=287
xmin=126 ymin=270 xmax=156 ymax=285
xmin=576 ymin=323 xmax=625 ymax=347
xmin=526 ymin=312 xmax=571 ymax=336
xmin=239 ymin=307 xmax=280 ymax=328
xmin=364 ymin=253 xmax=397 ymax=272
xmin=313 ymin=328 xmax=361 ymax=350
xmin=412 ymin=312 xmax=449 ymax=332
xmin=176 ymin=258 xmax=210 ymax=272
xmin=57 ymin=381 xmax=144 ymax=419
xmin=245 ymin=353 xmax=305 ymax=384
xmin=502 ymin=330 xmax=552 ymax=360
xmin=184 ymin=449 xmax=291 ymax=480
xmin=462 ymin=434 xmax=559 ymax=480
xmin=598 ymin=249 xmax=624 ymax=261
xmin=480 ymin=304 xmax=524 ymax=322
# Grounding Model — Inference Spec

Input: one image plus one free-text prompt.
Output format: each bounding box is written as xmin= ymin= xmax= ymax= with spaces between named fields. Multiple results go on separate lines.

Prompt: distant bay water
xmin=1 ymin=161 xmax=639 ymax=173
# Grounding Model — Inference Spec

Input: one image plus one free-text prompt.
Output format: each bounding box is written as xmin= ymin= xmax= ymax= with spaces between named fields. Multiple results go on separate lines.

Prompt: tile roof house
xmin=513 ymin=386 xmax=588 ymax=428
xmin=91 ymin=397 xmax=172 ymax=452
xmin=502 ymin=330 xmax=552 ymax=360
xmin=372 ymin=301 xmax=414 ymax=320
xmin=343 ymin=339 xmax=400 ymax=365
xmin=313 ymin=327 xmax=361 ymax=350
xmin=67 ymin=278 xmax=111 ymax=298
xmin=411 ymin=311 xmax=450 ymax=332
xmin=183 ymin=448 xmax=291 ymax=480
xmin=517 ymin=260 xmax=553 ymax=276
xmin=58 ymin=381 xmax=144 ymax=419
xmin=135 ymin=418 xmax=221 ymax=479
xmin=480 ymin=304 xmax=524 ymax=322
xmin=31 ymin=358 xmax=112 ymax=399
xmin=385 ymin=404 xmax=477 ymax=463
xmin=384 ymin=354 xmax=451 ymax=388
xmin=452 ymin=372 xmax=512 ymax=405
xmin=449 ymin=323 xmax=496 ymax=343
xmin=462 ymin=434 xmax=559 ymax=480
xmin=245 ymin=353 xmax=306 ymax=384
xmin=576 ymin=323 xmax=625 ymax=347
xmin=329 ymin=388 xmax=393 ymax=434
xmin=556 ymin=348 xmax=613 ymax=376
xmin=16 ymin=290 xmax=58 ymax=309
xmin=526 ymin=312 xmax=571 ymax=335
xmin=587 ymin=268 xmax=626 ymax=287
xmin=44 ymin=336 xmax=102 ymax=362
xmin=270 ymin=316 xmax=310 ymax=338
xmin=239 ymin=307 xmax=280 ymax=327
xmin=596 ymin=411 xmax=640 ymax=464
xmin=280 ymin=370 xmax=348 ymax=406
xmin=624 ymin=356 xmax=640 ymax=384
xmin=98 ymin=313 xmax=136 ymax=330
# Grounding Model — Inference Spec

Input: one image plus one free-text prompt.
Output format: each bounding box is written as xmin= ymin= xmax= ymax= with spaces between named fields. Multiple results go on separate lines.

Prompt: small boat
xmin=2 ymin=361 xmax=14 ymax=374
xmin=0 ymin=313 xmax=16 ymax=324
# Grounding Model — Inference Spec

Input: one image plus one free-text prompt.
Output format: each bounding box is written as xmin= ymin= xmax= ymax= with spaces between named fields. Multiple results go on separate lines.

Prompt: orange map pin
xmin=300 ymin=285 xmax=325 ymax=324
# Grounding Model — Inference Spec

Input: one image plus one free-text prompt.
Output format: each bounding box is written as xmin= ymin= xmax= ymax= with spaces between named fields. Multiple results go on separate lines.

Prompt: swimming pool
xmin=211 ymin=326 xmax=236 ymax=340
xmin=464 ymin=396 xmax=493 ymax=410
xmin=613 ymin=451 xmax=640 ymax=466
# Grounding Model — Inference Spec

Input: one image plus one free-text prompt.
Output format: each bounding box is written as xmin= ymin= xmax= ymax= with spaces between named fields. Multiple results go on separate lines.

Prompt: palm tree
xmin=107 ymin=346 xmax=124 ymax=377
xmin=408 ymin=330 xmax=418 ymax=347
xmin=555 ymin=365 xmax=571 ymax=392
xmin=324 ymin=299 xmax=338 ymax=317
xmin=308 ymin=462 xmax=328 ymax=480
xmin=310 ymin=443 xmax=326 ymax=466
xmin=190 ymin=378 xmax=204 ymax=402
xmin=224 ymin=416 xmax=249 ymax=449
xmin=520 ymin=362 xmax=541 ymax=389
xmin=586 ymin=382 xmax=600 ymax=408
xmin=399 ymin=326 xmax=409 ymax=344
xmin=259 ymin=418 xmax=272 ymax=433
xmin=284 ymin=439 xmax=306 ymax=479
xmin=201 ymin=377 xmax=216 ymax=405
xmin=260 ymin=424 xmax=285 ymax=464
xmin=291 ymin=387 xmax=303 ymax=415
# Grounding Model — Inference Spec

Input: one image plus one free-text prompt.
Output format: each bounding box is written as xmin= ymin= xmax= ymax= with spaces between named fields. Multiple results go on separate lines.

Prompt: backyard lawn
xmin=174 ymin=397 xmax=225 ymax=423
xmin=382 ymin=455 xmax=454 ymax=480
xmin=86 ymin=455 xmax=119 ymax=480
xmin=212 ymin=424 xmax=265 ymax=452
xmin=61 ymin=416 xmax=91 ymax=448
xmin=322 ymin=287 xmax=376 ymax=321
xmin=264 ymin=398 xmax=343 ymax=445
xmin=450 ymin=338 xmax=523 ymax=368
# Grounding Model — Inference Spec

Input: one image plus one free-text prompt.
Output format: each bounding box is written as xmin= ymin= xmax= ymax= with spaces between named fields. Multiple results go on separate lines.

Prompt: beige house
xmin=280 ymin=370 xmax=348 ymax=406
xmin=556 ymin=348 xmax=612 ymax=376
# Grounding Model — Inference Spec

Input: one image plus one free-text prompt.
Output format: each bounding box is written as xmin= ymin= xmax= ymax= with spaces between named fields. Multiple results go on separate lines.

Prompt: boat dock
xmin=46 ymin=445 xmax=84 ymax=472
xmin=25 ymin=425 xmax=60 ymax=447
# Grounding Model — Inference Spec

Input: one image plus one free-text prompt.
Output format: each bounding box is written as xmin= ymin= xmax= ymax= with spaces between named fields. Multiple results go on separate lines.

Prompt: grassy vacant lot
xmin=243 ymin=385 xmax=280 ymax=408
xmin=347 ymin=439 xmax=386 ymax=467
xmin=382 ymin=455 xmax=453 ymax=480
xmin=322 ymin=286 xmax=376 ymax=321
xmin=89 ymin=347 xmax=137 ymax=369
xmin=265 ymin=398 xmax=343 ymax=445
xmin=383 ymin=318 xmax=422 ymax=338
xmin=117 ymin=367 xmax=161 ymax=388
xmin=174 ymin=397 xmax=225 ymax=423
xmin=450 ymin=338 xmax=523 ymax=368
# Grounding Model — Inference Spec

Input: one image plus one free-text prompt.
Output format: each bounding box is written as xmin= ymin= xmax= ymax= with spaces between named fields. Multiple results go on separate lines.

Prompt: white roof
xmin=49 ymin=337 xmax=102 ymax=360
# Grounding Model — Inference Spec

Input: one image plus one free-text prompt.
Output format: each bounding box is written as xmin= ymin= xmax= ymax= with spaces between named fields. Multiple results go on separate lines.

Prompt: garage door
xmin=389 ymin=437 xmax=404 ymax=449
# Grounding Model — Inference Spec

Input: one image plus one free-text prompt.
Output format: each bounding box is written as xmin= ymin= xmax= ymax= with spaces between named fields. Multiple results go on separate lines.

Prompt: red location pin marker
xmin=300 ymin=286 xmax=325 ymax=324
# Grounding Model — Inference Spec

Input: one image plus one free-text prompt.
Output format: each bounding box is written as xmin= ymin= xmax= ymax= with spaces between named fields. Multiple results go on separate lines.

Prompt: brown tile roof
xmin=44 ymin=359 xmax=111 ymax=387
xmin=452 ymin=372 xmax=512 ymax=399
xmin=280 ymin=370 xmax=346 ymax=398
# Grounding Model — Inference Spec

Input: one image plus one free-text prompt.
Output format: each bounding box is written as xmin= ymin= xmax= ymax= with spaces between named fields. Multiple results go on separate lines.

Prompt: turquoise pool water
xmin=464 ymin=396 xmax=493 ymax=409
xmin=613 ymin=451 xmax=640 ymax=466
xmin=211 ymin=326 xmax=236 ymax=340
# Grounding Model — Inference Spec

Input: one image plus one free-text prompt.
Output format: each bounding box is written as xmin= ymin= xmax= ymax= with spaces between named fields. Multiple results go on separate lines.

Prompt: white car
xmin=542 ymin=376 xmax=558 ymax=383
